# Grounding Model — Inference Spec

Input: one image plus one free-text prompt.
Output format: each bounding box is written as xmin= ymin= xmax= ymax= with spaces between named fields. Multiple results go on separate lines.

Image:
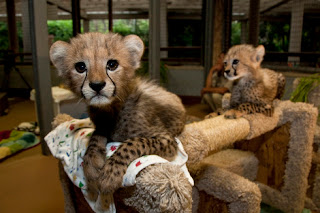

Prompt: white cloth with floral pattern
xmin=45 ymin=118 xmax=193 ymax=213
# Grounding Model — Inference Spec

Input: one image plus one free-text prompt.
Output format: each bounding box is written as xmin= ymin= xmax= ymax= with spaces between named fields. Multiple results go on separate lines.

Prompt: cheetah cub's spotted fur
xmin=222 ymin=44 xmax=285 ymax=118
xmin=50 ymin=33 xmax=186 ymax=196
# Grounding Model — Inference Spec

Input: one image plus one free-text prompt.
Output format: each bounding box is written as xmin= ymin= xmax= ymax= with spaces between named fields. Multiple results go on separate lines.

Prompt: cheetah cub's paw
xmin=205 ymin=108 xmax=225 ymax=119
xmin=224 ymin=109 xmax=245 ymax=119
xmin=262 ymin=104 xmax=274 ymax=117
xmin=205 ymin=112 xmax=219 ymax=119
xmin=99 ymin=158 xmax=126 ymax=194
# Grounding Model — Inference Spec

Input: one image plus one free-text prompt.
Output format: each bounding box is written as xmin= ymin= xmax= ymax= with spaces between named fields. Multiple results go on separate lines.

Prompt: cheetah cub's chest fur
xmin=50 ymin=32 xmax=186 ymax=196
xmin=222 ymin=44 xmax=285 ymax=118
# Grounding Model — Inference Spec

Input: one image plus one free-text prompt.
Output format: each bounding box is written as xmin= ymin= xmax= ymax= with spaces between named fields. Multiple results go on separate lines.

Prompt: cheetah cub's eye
xmin=107 ymin=60 xmax=119 ymax=71
xmin=232 ymin=59 xmax=239 ymax=65
xmin=75 ymin=62 xmax=87 ymax=73
xmin=224 ymin=61 xmax=227 ymax=66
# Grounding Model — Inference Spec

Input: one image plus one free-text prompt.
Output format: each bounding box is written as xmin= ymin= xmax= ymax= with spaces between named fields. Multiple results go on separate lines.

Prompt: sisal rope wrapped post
xmin=179 ymin=115 xmax=250 ymax=164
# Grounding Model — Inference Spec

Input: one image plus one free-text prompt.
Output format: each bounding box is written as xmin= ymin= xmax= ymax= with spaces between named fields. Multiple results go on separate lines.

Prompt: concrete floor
xmin=0 ymin=98 xmax=65 ymax=213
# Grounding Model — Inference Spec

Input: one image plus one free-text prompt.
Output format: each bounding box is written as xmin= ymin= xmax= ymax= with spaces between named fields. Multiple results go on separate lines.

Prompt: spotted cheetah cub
xmin=222 ymin=44 xmax=285 ymax=118
xmin=50 ymin=32 xmax=186 ymax=196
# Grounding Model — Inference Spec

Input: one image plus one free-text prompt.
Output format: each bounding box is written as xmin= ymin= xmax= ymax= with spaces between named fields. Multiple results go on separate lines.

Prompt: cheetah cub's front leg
xmin=83 ymin=134 xmax=108 ymax=199
xmin=224 ymin=108 xmax=246 ymax=119
xmin=99 ymin=135 xmax=178 ymax=194
xmin=224 ymin=103 xmax=274 ymax=119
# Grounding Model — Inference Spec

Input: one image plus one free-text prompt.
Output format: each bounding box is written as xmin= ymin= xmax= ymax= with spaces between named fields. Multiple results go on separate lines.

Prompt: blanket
xmin=0 ymin=130 xmax=40 ymax=160
xmin=45 ymin=118 xmax=193 ymax=213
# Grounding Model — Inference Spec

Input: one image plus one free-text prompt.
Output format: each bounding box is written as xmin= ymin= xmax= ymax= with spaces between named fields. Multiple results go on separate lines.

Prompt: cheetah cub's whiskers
xmin=220 ymin=44 xmax=285 ymax=119
xmin=50 ymin=32 xmax=186 ymax=196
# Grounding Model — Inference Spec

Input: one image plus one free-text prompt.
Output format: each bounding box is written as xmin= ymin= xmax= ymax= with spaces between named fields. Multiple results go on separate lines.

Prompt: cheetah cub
xmin=50 ymin=32 xmax=186 ymax=196
xmin=222 ymin=44 xmax=285 ymax=118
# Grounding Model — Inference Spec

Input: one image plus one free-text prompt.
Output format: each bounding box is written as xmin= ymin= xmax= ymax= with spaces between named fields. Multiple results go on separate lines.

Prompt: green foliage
xmin=167 ymin=19 xmax=202 ymax=58
xmin=134 ymin=20 xmax=149 ymax=44
xmin=135 ymin=61 xmax=169 ymax=85
xmin=113 ymin=20 xmax=133 ymax=36
xmin=260 ymin=203 xmax=284 ymax=213
xmin=47 ymin=20 xmax=73 ymax=42
xmin=301 ymin=20 xmax=320 ymax=52
xmin=290 ymin=74 xmax=320 ymax=103
xmin=259 ymin=22 xmax=290 ymax=52
xmin=89 ymin=20 xmax=109 ymax=32
xmin=168 ymin=20 xmax=201 ymax=47
xmin=0 ymin=22 xmax=9 ymax=51
xmin=89 ymin=19 xmax=149 ymax=44
xmin=231 ymin=21 xmax=241 ymax=45
xmin=0 ymin=21 xmax=23 ymax=52
xmin=114 ymin=19 xmax=149 ymax=44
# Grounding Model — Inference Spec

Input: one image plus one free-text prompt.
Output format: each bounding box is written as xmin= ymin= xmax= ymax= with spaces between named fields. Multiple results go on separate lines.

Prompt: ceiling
xmin=0 ymin=0 xmax=320 ymax=21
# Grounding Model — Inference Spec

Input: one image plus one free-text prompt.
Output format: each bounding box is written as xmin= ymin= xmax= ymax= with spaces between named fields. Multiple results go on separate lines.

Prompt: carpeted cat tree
xmin=52 ymin=99 xmax=318 ymax=213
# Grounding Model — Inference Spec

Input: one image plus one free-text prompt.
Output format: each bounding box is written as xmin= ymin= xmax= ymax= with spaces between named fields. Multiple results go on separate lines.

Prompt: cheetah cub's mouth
xmin=82 ymin=82 xmax=114 ymax=106
xmin=89 ymin=94 xmax=112 ymax=106
xmin=224 ymin=71 xmax=242 ymax=81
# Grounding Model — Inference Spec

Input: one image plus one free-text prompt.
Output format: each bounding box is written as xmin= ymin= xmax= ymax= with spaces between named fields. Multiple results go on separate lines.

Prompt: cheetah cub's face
xmin=223 ymin=44 xmax=265 ymax=81
xmin=50 ymin=33 xmax=144 ymax=106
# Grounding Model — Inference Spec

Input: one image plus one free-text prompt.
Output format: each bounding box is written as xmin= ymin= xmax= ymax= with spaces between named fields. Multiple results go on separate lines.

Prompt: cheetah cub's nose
xmin=225 ymin=70 xmax=230 ymax=75
xmin=89 ymin=81 xmax=106 ymax=92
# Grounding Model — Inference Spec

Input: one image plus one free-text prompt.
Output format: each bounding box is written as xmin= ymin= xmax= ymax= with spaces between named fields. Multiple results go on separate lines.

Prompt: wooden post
xmin=83 ymin=19 xmax=90 ymax=33
xmin=202 ymin=0 xmax=214 ymax=85
xmin=28 ymin=0 xmax=54 ymax=155
xmin=223 ymin=0 xmax=232 ymax=52
xmin=21 ymin=0 xmax=32 ymax=59
xmin=6 ymin=0 xmax=19 ymax=53
xmin=72 ymin=0 xmax=81 ymax=36
xmin=288 ymin=0 xmax=304 ymax=65
xmin=240 ymin=20 xmax=248 ymax=44
xmin=108 ymin=0 xmax=113 ymax=32
xmin=149 ymin=0 xmax=160 ymax=82
xmin=248 ymin=0 xmax=260 ymax=46
xmin=160 ymin=0 xmax=168 ymax=58
xmin=213 ymin=0 xmax=223 ymax=65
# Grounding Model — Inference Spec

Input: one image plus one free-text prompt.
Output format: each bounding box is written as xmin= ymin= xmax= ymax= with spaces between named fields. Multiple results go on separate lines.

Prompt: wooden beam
xmin=260 ymin=0 xmax=291 ymax=15
xmin=148 ymin=0 xmax=160 ymax=82
xmin=72 ymin=0 xmax=81 ymax=36
xmin=47 ymin=1 xmax=72 ymax=14
xmin=6 ymin=0 xmax=18 ymax=53
xmin=28 ymin=0 xmax=54 ymax=155
xmin=47 ymin=1 xmax=88 ymax=20
xmin=108 ymin=0 xmax=113 ymax=32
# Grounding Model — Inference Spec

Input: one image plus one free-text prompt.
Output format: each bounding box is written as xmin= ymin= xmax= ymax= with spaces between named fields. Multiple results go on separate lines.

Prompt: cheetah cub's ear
xmin=251 ymin=45 xmax=265 ymax=69
xmin=123 ymin=35 xmax=145 ymax=69
xmin=49 ymin=41 xmax=70 ymax=77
